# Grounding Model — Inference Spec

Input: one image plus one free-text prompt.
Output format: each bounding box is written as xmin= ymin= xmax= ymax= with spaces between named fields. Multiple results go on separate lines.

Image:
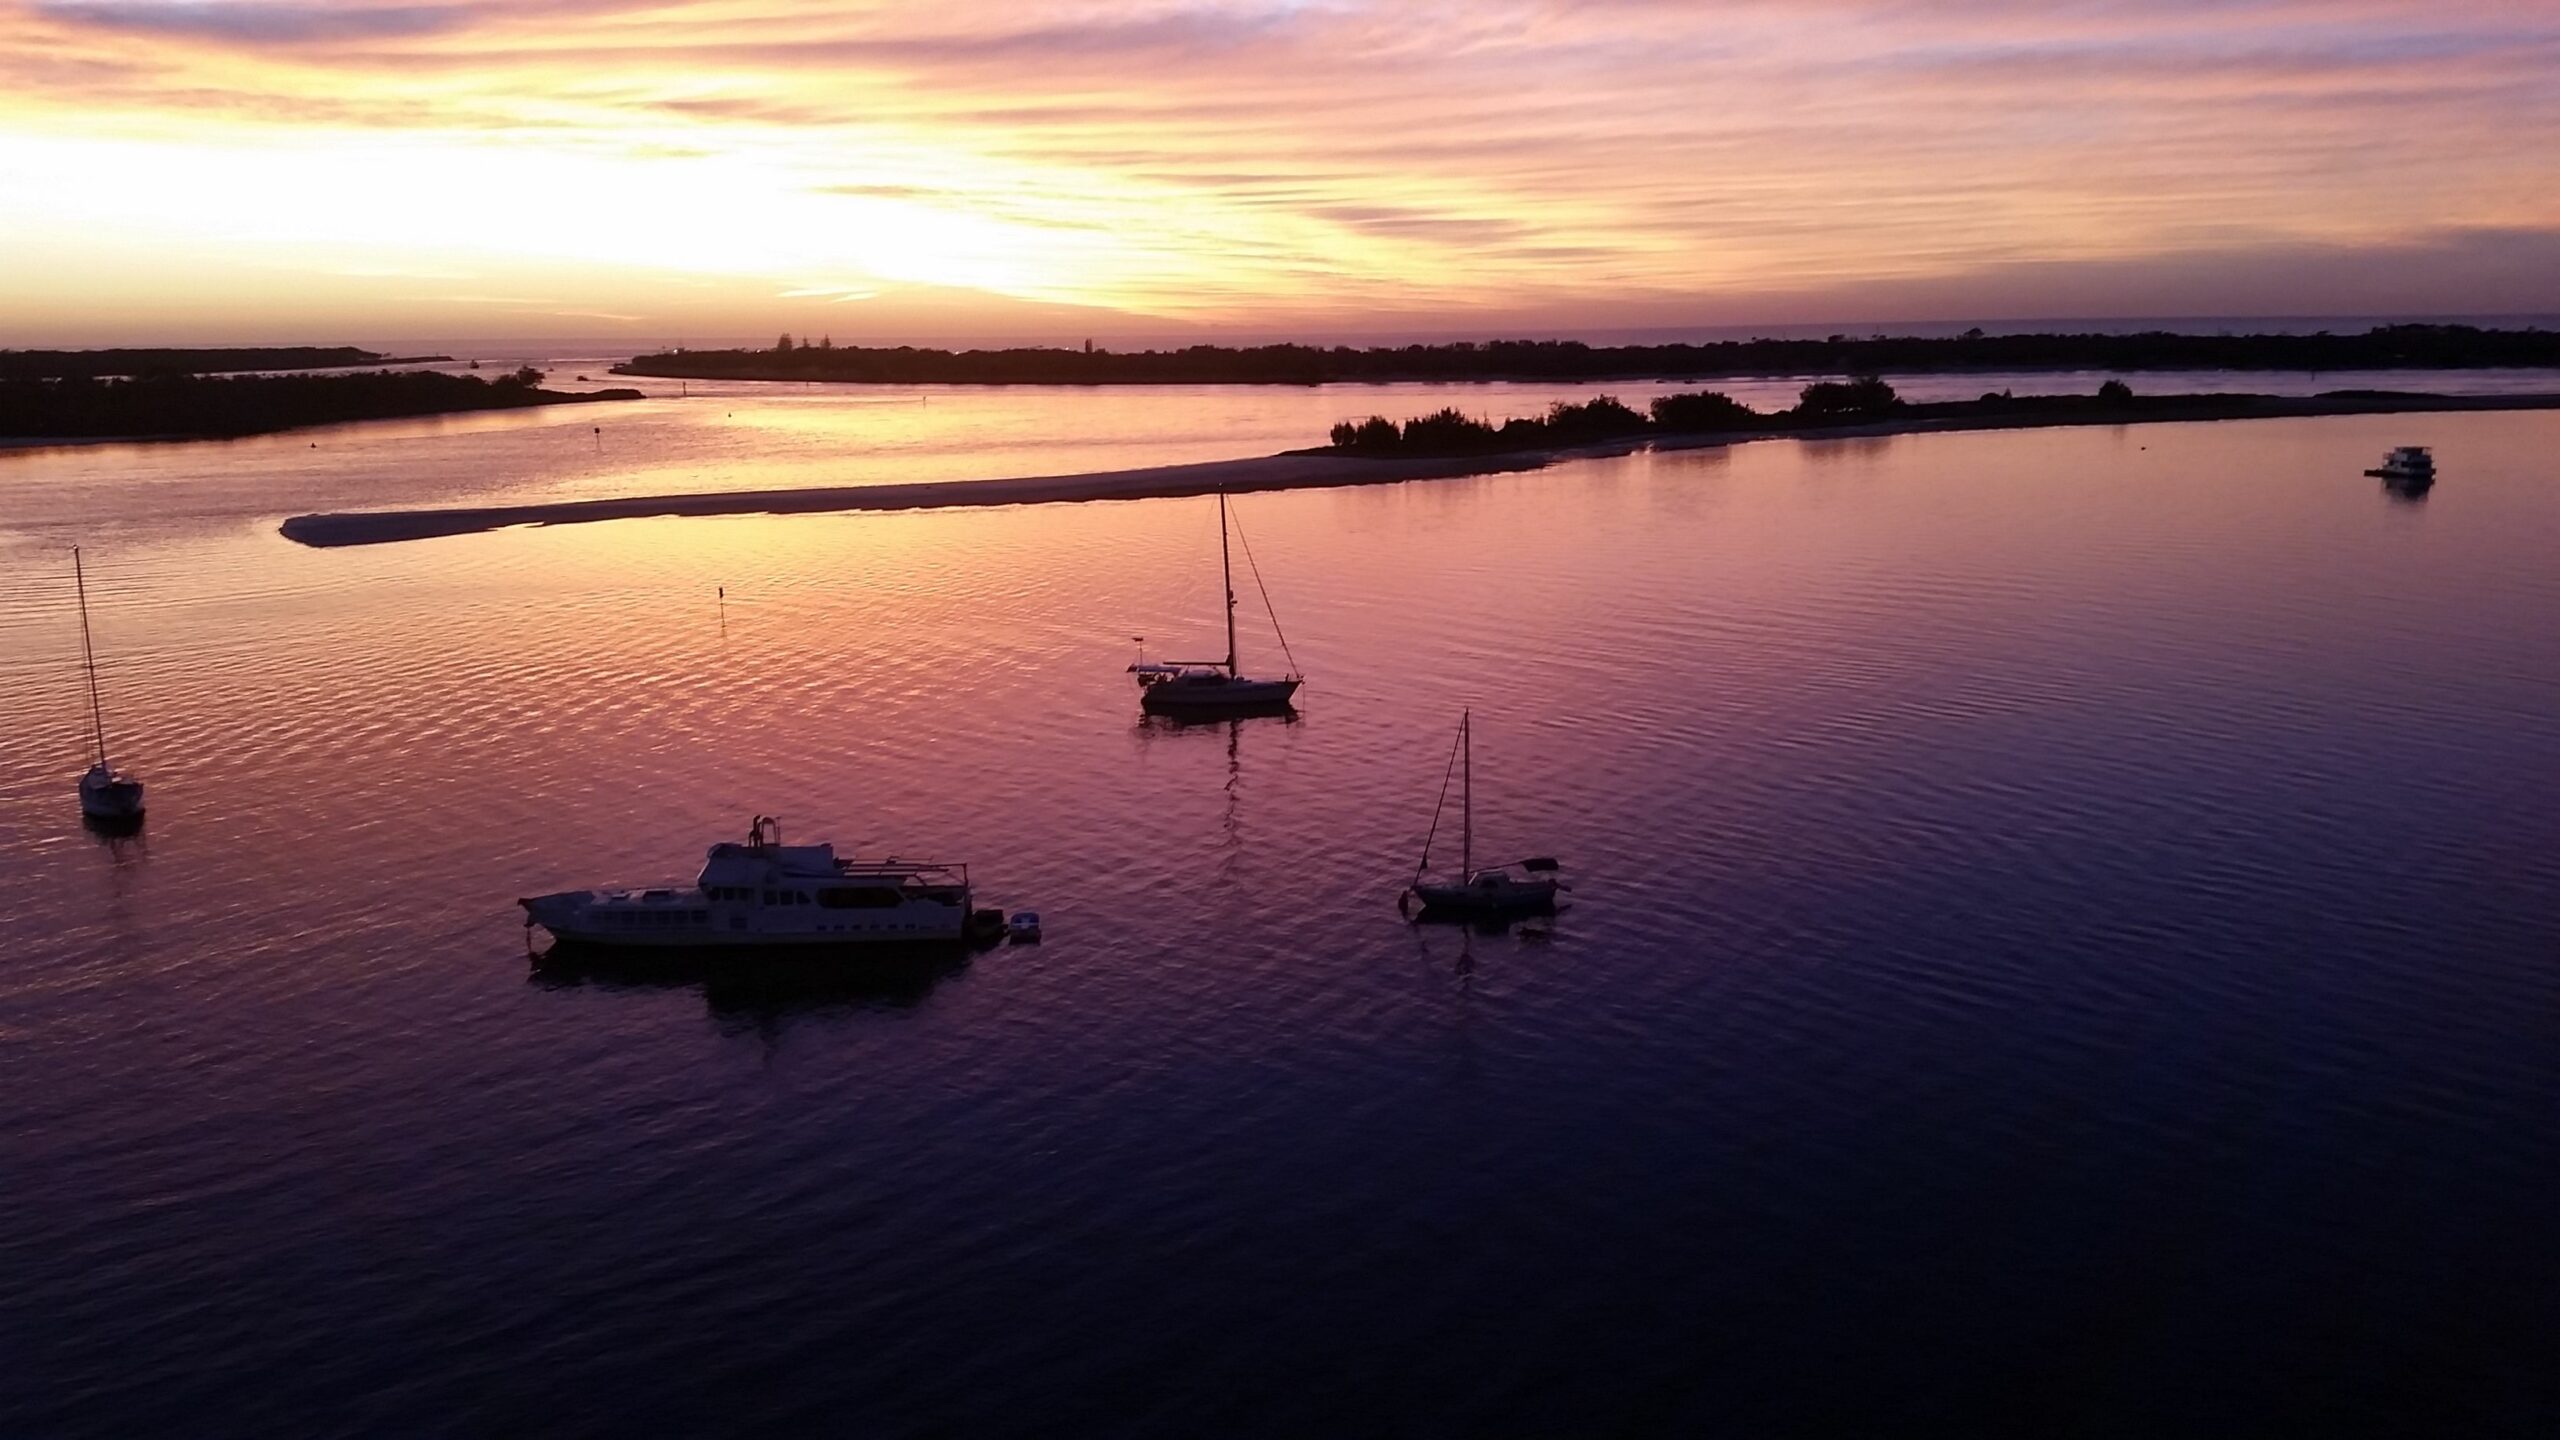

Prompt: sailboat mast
xmin=1461 ymin=709 xmax=1472 ymax=878
xmin=1219 ymin=489 xmax=1238 ymax=675
xmin=73 ymin=546 xmax=109 ymax=767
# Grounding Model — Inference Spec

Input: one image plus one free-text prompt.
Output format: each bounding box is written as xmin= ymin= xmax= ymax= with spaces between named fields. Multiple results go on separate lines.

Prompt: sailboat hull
xmin=79 ymin=766 xmax=145 ymax=823
xmin=1139 ymin=675 xmax=1301 ymax=714
xmin=1409 ymin=876 xmax=1559 ymax=918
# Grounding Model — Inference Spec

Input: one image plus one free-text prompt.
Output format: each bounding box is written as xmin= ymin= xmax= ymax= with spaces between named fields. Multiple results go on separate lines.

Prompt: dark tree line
xmin=0 ymin=347 xmax=410 ymax=381
xmin=617 ymin=325 xmax=2560 ymax=387
xmin=1327 ymin=380 xmax=1904 ymax=456
xmin=1318 ymin=376 xmax=2400 ymax=456
xmin=0 ymin=369 xmax=635 ymax=440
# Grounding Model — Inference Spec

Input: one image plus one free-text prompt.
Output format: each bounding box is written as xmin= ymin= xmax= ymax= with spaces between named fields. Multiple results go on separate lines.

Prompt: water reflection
xmin=528 ymin=943 xmax=976 ymax=1018
xmin=82 ymin=812 xmax=147 ymax=844
xmin=1406 ymin=907 xmax=1567 ymax=938
xmin=1127 ymin=713 xmax=1290 ymax=881
xmin=1131 ymin=709 xmax=1302 ymax=738
xmin=9 ymin=409 xmax=2560 ymax=1436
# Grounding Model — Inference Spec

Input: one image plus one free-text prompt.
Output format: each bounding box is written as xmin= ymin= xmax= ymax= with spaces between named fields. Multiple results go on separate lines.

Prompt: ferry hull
xmin=522 ymin=892 xmax=970 ymax=951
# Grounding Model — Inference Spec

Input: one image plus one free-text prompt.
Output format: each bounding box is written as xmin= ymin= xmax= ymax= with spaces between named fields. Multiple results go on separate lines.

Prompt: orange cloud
xmin=2 ymin=0 xmax=2555 ymax=341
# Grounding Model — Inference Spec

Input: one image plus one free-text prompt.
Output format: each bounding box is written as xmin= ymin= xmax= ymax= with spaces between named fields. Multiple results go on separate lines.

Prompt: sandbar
xmin=279 ymin=391 xmax=2560 ymax=548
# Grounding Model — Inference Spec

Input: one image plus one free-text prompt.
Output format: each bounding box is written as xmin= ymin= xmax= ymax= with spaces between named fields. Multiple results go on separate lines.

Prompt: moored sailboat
xmin=71 ymin=547 xmax=145 ymax=828
xmin=1130 ymin=490 xmax=1302 ymax=715
xmin=1402 ymin=710 xmax=1561 ymax=920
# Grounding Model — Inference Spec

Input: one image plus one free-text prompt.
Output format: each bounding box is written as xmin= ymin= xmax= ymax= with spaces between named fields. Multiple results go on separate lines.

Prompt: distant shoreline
xmin=0 ymin=346 xmax=451 ymax=381
xmin=278 ymin=389 xmax=2560 ymax=548
xmin=1 ymin=372 xmax=641 ymax=447
xmin=614 ymin=323 xmax=2560 ymax=387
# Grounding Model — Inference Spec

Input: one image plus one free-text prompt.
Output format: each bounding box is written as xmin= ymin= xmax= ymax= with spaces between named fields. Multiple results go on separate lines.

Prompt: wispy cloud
xmin=3 ymin=0 xmax=2556 ymax=334
xmin=37 ymin=0 xmax=471 ymax=44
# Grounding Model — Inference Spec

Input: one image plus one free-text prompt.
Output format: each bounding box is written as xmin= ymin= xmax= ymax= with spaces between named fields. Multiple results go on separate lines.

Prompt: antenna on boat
xmin=1461 ymin=708 xmax=1472 ymax=882
xmin=73 ymin=546 xmax=109 ymax=769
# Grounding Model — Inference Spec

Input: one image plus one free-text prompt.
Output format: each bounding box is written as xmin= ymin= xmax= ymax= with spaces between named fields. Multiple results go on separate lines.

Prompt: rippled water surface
xmin=4 ymin=395 xmax=2558 ymax=1435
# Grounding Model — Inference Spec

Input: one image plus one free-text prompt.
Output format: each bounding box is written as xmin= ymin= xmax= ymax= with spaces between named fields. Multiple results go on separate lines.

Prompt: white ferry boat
xmin=522 ymin=816 xmax=972 ymax=951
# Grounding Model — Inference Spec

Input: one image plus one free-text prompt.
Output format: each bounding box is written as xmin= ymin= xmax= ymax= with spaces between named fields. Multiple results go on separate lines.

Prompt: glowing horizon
xmin=4 ymin=0 xmax=2558 ymax=344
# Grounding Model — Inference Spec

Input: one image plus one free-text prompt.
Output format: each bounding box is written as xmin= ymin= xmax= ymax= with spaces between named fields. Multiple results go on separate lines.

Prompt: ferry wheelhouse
xmin=522 ymin=816 xmax=972 ymax=951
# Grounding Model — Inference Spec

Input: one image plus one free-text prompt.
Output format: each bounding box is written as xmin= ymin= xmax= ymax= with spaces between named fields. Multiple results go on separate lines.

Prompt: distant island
xmin=613 ymin=324 xmax=2560 ymax=387
xmin=1 ymin=367 xmax=642 ymax=443
xmin=0 ymin=346 xmax=452 ymax=381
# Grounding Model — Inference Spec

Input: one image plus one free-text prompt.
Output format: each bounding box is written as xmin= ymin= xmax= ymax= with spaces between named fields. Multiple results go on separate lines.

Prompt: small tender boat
xmin=2365 ymin=446 xmax=2434 ymax=483
xmin=1402 ymin=710 xmax=1563 ymax=920
xmin=70 ymin=547 xmax=145 ymax=828
xmin=1130 ymin=490 xmax=1303 ymax=716
xmin=1008 ymin=910 xmax=1043 ymax=943
xmin=523 ymin=815 xmax=973 ymax=951
xmin=968 ymin=908 xmax=1008 ymax=944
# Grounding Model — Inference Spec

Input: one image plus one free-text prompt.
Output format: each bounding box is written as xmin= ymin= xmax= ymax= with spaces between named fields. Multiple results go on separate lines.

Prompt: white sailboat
xmin=1130 ymin=490 xmax=1302 ymax=715
xmin=71 ymin=547 xmax=145 ymax=827
xmin=1403 ymin=710 xmax=1561 ymax=919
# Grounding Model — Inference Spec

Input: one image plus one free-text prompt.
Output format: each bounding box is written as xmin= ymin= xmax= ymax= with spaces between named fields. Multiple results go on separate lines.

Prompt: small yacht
xmin=522 ymin=815 xmax=973 ymax=951
xmin=2365 ymin=446 xmax=2434 ymax=483
xmin=1402 ymin=711 xmax=1564 ymax=920
xmin=70 ymin=547 xmax=144 ymax=828
xmin=1130 ymin=490 xmax=1303 ymax=715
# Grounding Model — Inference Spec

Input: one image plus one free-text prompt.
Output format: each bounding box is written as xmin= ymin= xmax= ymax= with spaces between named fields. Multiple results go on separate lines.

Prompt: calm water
xmin=4 ymin=395 xmax=2558 ymax=1434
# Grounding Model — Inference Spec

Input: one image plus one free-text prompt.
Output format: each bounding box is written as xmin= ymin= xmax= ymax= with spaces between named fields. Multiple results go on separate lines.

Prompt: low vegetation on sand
xmin=1 ymin=367 xmax=641 ymax=441
xmin=1322 ymin=375 xmax=2560 ymax=458
xmin=1327 ymin=377 xmax=1913 ymax=455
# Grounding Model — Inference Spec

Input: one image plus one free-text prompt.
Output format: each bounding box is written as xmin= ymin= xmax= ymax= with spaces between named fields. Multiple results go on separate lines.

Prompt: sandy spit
xmin=279 ymin=452 xmax=1548 ymax=547
xmin=278 ymin=392 xmax=2560 ymax=548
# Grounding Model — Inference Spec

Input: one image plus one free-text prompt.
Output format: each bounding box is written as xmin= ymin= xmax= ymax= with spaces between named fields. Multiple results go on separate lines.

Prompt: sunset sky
xmin=4 ymin=0 xmax=2557 ymax=343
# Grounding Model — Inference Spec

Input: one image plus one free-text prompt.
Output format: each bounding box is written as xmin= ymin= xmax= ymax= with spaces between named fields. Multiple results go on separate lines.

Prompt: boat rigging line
xmin=1410 ymin=714 xmax=1465 ymax=889
xmin=1224 ymin=501 xmax=1300 ymax=678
